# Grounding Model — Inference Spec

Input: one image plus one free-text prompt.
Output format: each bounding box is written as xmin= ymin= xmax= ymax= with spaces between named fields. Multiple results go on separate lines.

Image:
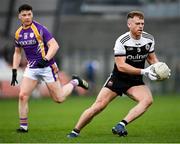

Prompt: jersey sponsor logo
xmin=24 ymin=33 xmax=28 ymax=39
xmin=127 ymin=53 xmax=148 ymax=62
xmin=19 ymin=39 xmax=37 ymax=46
xmin=30 ymin=32 xmax=34 ymax=38
xmin=145 ymin=44 xmax=150 ymax=51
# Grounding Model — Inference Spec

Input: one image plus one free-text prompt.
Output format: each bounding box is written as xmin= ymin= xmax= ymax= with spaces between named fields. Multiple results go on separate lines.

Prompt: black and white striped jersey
xmin=112 ymin=31 xmax=155 ymax=79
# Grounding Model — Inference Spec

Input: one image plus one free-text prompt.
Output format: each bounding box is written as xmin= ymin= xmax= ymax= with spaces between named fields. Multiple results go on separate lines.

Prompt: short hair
xmin=127 ymin=11 xmax=144 ymax=19
xmin=18 ymin=4 xmax=32 ymax=13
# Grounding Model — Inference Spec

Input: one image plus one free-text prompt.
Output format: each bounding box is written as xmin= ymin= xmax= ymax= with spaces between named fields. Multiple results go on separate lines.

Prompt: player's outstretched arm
xmin=11 ymin=47 xmax=22 ymax=86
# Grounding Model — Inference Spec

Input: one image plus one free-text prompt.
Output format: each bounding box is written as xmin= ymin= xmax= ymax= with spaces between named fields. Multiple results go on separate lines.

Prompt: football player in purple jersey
xmin=11 ymin=4 xmax=88 ymax=133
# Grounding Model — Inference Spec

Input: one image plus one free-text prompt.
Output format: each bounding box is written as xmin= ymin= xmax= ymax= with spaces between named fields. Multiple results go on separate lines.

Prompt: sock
xmin=119 ymin=120 xmax=128 ymax=126
xmin=70 ymin=79 xmax=79 ymax=87
xmin=72 ymin=128 xmax=80 ymax=134
xmin=20 ymin=118 xmax=28 ymax=130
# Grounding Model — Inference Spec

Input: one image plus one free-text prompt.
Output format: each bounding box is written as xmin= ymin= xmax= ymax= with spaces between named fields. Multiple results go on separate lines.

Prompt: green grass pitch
xmin=0 ymin=94 xmax=180 ymax=143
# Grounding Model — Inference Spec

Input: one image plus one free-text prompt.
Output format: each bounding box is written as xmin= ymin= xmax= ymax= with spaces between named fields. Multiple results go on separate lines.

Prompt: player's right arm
xmin=114 ymin=37 xmax=142 ymax=75
xmin=114 ymin=50 xmax=157 ymax=81
xmin=13 ymin=27 xmax=23 ymax=69
xmin=115 ymin=56 xmax=141 ymax=75
xmin=12 ymin=47 xmax=22 ymax=69
xmin=11 ymin=47 xmax=22 ymax=86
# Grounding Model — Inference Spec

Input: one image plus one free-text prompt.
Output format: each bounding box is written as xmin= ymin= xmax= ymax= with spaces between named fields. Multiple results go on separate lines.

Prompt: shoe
xmin=112 ymin=123 xmax=128 ymax=137
xmin=67 ymin=131 xmax=79 ymax=138
xmin=16 ymin=127 xmax=28 ymax=133
xmin=72 ymin=75 xmax=89 ymax=90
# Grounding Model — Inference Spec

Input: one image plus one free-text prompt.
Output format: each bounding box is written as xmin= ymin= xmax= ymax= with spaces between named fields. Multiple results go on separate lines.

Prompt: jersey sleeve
xmin=14 ymin=38 xmax=21 ymax=48
xmin=41 ymin=26 xmax=53 ymax=43
xmin=14 ymin=27 xmax=22 ymax=48
xmin=113 ymin=39 xmax=126 ymax=56
xmin=149 ymin=38 xmax=155 ymax=53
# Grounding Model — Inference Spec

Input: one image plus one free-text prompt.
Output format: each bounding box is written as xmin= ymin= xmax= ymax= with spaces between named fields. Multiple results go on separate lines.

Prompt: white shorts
xmin=23 ymin=64 xmax=59 ymax=83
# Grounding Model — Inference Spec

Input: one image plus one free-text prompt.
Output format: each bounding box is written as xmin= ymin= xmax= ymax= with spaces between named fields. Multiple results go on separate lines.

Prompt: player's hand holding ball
xmin=151 ymin=62 xmax=171 ymax=80
xmin=141 ymin=62 xmax=171 ymax=81
xmin=141 ymin=65 xmax=158 ymax=81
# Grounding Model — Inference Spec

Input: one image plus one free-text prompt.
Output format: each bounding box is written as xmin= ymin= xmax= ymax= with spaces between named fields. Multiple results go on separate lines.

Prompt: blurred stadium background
xmin=0 ymin=0 xmax=180 ymax=143
xmin=0 ymin=0 xmax=180 ymax=98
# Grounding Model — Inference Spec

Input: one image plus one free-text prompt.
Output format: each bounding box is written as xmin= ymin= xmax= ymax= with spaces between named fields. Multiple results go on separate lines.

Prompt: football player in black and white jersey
xmin=67 ymin=11 xmax=159 ymax=138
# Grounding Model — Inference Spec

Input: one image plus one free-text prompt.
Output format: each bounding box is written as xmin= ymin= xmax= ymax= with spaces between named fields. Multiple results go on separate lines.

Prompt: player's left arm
xmin=147 ymin=52 xmax=159 ymax=65
xmin=146 ymin=36 xmax=159 ymax=65
xmin=37 ymin=26 xmax=59 ymax=68
xmin=45 ymin=38 xmax=59 ymax=60
xmin=41 ymin=25 xmax=59 ymax=61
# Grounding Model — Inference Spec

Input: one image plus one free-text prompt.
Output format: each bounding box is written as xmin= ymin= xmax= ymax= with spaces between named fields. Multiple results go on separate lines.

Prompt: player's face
xmin=19 ymin=10 xmax=33 ymax=27
xmin=127 ymin=16 xmax=144 ymax=39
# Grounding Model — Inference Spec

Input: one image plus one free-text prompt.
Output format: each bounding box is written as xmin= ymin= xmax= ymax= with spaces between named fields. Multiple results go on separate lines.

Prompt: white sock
xmin=20 ymin=125 xmax=28 ymax=130
xmin=70 ymin=79 xmax=79 ymax=87
xmin=71 ymin=130 xmax=79 ymax=135
xmin=119 ymin=122 xmax=125 ymax=127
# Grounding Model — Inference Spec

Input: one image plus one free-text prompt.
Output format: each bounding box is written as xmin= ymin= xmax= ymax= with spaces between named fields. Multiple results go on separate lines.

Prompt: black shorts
xmin=104 ymin=73 xmax=145 ymax=96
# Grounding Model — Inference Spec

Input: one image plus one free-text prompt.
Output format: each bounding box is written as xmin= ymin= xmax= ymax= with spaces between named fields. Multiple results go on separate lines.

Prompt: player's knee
xmin=19 ymin=92 xmax=28 ymax=102
xmin=50 ymin=92 xmax=65 ymax=103
xmin=54 ymin=96 xmax=65 ymax=103
xmin=87 ymin=106 xmax=101 ymax=117
xmin=91 ymin=101 xmax=106 ymax=114
xmin=143 ymin=97 xmax=153 ymax=107
xmin=55 ymin=99 xmax=64 ymax=103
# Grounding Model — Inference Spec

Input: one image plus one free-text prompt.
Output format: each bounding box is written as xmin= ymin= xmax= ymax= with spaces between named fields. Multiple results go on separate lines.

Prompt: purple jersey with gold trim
xmin=14 ymin=21 xmax=55 ymax=68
